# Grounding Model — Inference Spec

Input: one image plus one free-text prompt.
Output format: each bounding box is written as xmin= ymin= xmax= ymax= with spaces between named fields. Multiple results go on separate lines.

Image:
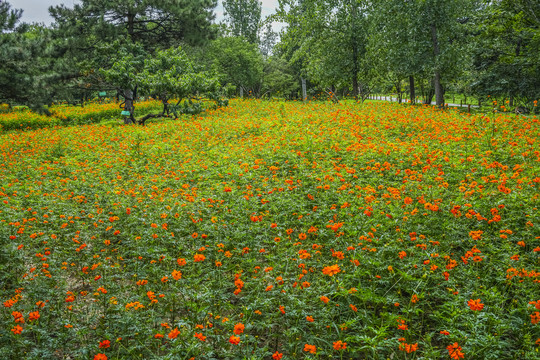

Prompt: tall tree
xmin=0 ymin=3 xmax=65 ymax=110
xmin=209 ymin=36 xmax=264 ymax=97
xmin=369 ymin=0 xmax=476 ymax=107
xmin=276 ymin=0 xmax=370 ymax=100
xmin=222 ymin=0 xmax=262 ymax=44
xmin=0 ymin=0 xmax=20 ymax=31
xmin=368 ymin=1 xmax=425 ymax=104
xmin=101 ymin=45 xmax=221 ymax=123
xmin=259 ymin=21 xmax=278 ymax=58
xmin=49 ymin=0 xmax=218 ymax=119
xmin=51 ymin=0 xmax=218 ymax=48
xmin=470 ymin=0 xmax=540 ymax=109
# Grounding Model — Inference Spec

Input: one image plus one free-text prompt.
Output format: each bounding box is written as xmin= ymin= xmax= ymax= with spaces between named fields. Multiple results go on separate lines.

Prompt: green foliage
xmin=0 ymin=100 xmax=162 ymax=133
xmin=223 ymin=0 xmax=262 ymax=44
xmin=99 ymin=42 xmax=148 ymax=95
xmin=101 ymin=45 xmax=225 ymax=119
xmin=50 ymin=0 xmax=218 ymax=48
xmin=140 ymin=47 xmax=219 ymax=103
xmin=1 ymin=99 xmax=539 ymax=358
xmin=275 ymin=0 xmax=371 ymax=98
xmin=262 ymin=56 xmax=299 ymax=98
xmin=209 ymin=37 xmax=264 ymax=97
xmin=0 ymin=9 xmax=66 ymax=110
xmin=0 ymin=0 xmax=21 ymax=32
xmin=470 ymin=0 xmax=540 ymax=109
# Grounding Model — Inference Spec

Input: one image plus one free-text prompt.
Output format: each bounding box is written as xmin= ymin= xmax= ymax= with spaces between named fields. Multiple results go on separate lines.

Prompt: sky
xmin=9 ymin=0 xmax=282 ymax=28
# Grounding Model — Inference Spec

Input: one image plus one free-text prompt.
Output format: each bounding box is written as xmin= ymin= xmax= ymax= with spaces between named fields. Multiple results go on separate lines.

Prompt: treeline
xmin=0 ymin=0 xmax=538 ymax=114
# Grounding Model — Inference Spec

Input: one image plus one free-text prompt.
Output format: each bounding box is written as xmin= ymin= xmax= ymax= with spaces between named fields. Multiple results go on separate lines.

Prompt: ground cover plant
xmin=0 ymin=100 xmax=163 ymax=133
xmin=1 ymin=99 xmax=539 ymax=359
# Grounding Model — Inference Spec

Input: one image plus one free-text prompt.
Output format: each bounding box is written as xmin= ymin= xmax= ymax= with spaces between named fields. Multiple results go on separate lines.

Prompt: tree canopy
xmin=0 ymin=0 xmax=537 ymax=112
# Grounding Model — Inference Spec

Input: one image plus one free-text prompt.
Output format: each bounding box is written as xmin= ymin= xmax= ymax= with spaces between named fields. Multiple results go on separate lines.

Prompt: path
xmin=369 ymin=95 xmax=480 ymax=108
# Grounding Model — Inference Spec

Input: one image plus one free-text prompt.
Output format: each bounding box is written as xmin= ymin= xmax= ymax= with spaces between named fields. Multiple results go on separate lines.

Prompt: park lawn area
xmin=1 ymin=99 xmax=539 ymax=359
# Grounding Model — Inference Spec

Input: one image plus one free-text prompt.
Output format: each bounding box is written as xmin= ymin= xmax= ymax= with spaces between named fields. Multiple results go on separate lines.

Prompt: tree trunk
xmin=409 ymin=76 xmax=415 ymax=105
xmin=161 ymin=97 xmax=169 ymax=116
xmin=351 ymin=2 xmax=360 ymax=99
xmin=352 ymin=43 xmax=359 ymax=99
xmin=127 ymin=13 xmax=135 ymax=42
xmin=301 ymin=78 xmax=307 ymax=101
xmin=431 ymin=24 xmax=444 ymax=108
xmin=433 ymin=72 xmax=444 ymax=107
xmin=421 ymin=80 xmax=434 ymax=105
xmin=123 ymin=89 xmax=135 ymax=125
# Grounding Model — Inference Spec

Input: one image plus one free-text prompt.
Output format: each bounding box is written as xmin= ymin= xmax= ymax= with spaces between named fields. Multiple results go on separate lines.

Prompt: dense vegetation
xmin=1 ymin=99 xmax=539 ymax=359
xmin=0 ymin=0 xmax=538 ymax=112
xmin=1 ymin=1 xmax=539 ymax=359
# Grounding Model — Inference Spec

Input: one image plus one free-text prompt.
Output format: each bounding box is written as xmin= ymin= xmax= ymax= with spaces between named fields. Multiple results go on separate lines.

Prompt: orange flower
xmin=467 ymin=298 xmax=484 ymax=311
xmin=11 ymin=324 xmax=23 ymax=334
xmin=304 ymin=344 xmax=316 ymax=353
xmin=447 ymin=342 xmax=464 ymax=359
xmin=93 ymin=354 xmax=107 ymax=360
xmin=531 ymin=312 xmax=540 ymax=325
xmin=229 ymin=335 xmax=240 ymax=345
xmin=194 ymin=254 xmax=205 ymax=262
xmin=333 ymin=340 xmax=347 ymax=350
xmin=194 ymin=332 xmax=206 ymax=341
xmin=168 ymin=327 xmax=180 ymax=339
xmin=469 ymin=230 xmax=483 ymax=240
xmin=320 ymin=296 xmax=330 ymax=304
xmin=99 ymin=340 xmax=110 ymax=348
xmin=172 ymin=270 xmax=182 ymax=280
xmin=397 ymin=319 xmax=408 ymax=330
xmin=299 ymin=233 xmax=307 ymax=240
xmin=272 ymin=352 xmax=283 ymax=360
xmin=12 ymin=311 xmax=24 ymax=323
xmin=322 ymin=264 xmax=341 ymax=276
xmin=349 ymin=304 xmax=357 ymax=312
xmin=27 ymin=311 xmax=40 ymax=321
xmin=399 ymin=342 xmax=418 ymax=353
xmin=306 ymin=316 xmax=314 ymax=322
xmin=529 ymin=300 xmax=540 ymax=310
xmin=233 ymin=323 xmax=245 ymax=335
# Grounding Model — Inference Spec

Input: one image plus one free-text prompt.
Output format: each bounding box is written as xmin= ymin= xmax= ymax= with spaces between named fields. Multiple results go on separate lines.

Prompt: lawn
xmin=1 ymin=99 xmax=539 ymax=359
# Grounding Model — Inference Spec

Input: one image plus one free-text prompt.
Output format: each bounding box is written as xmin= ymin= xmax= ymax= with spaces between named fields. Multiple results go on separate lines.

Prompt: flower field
xmin=0 ymin=100 xmax=162 ymax=132
xmin=1 ymin=99 xmax=539 ymax=359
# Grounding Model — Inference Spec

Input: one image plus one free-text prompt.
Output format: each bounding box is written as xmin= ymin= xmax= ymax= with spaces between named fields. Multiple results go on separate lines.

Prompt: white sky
xmin=9 ymin=0 xmax=282 ymax=29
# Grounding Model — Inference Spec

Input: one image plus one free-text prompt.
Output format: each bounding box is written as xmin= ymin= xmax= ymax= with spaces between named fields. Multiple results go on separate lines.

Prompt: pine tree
xmin=49 ymin=0 xmax=219 ymax=122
